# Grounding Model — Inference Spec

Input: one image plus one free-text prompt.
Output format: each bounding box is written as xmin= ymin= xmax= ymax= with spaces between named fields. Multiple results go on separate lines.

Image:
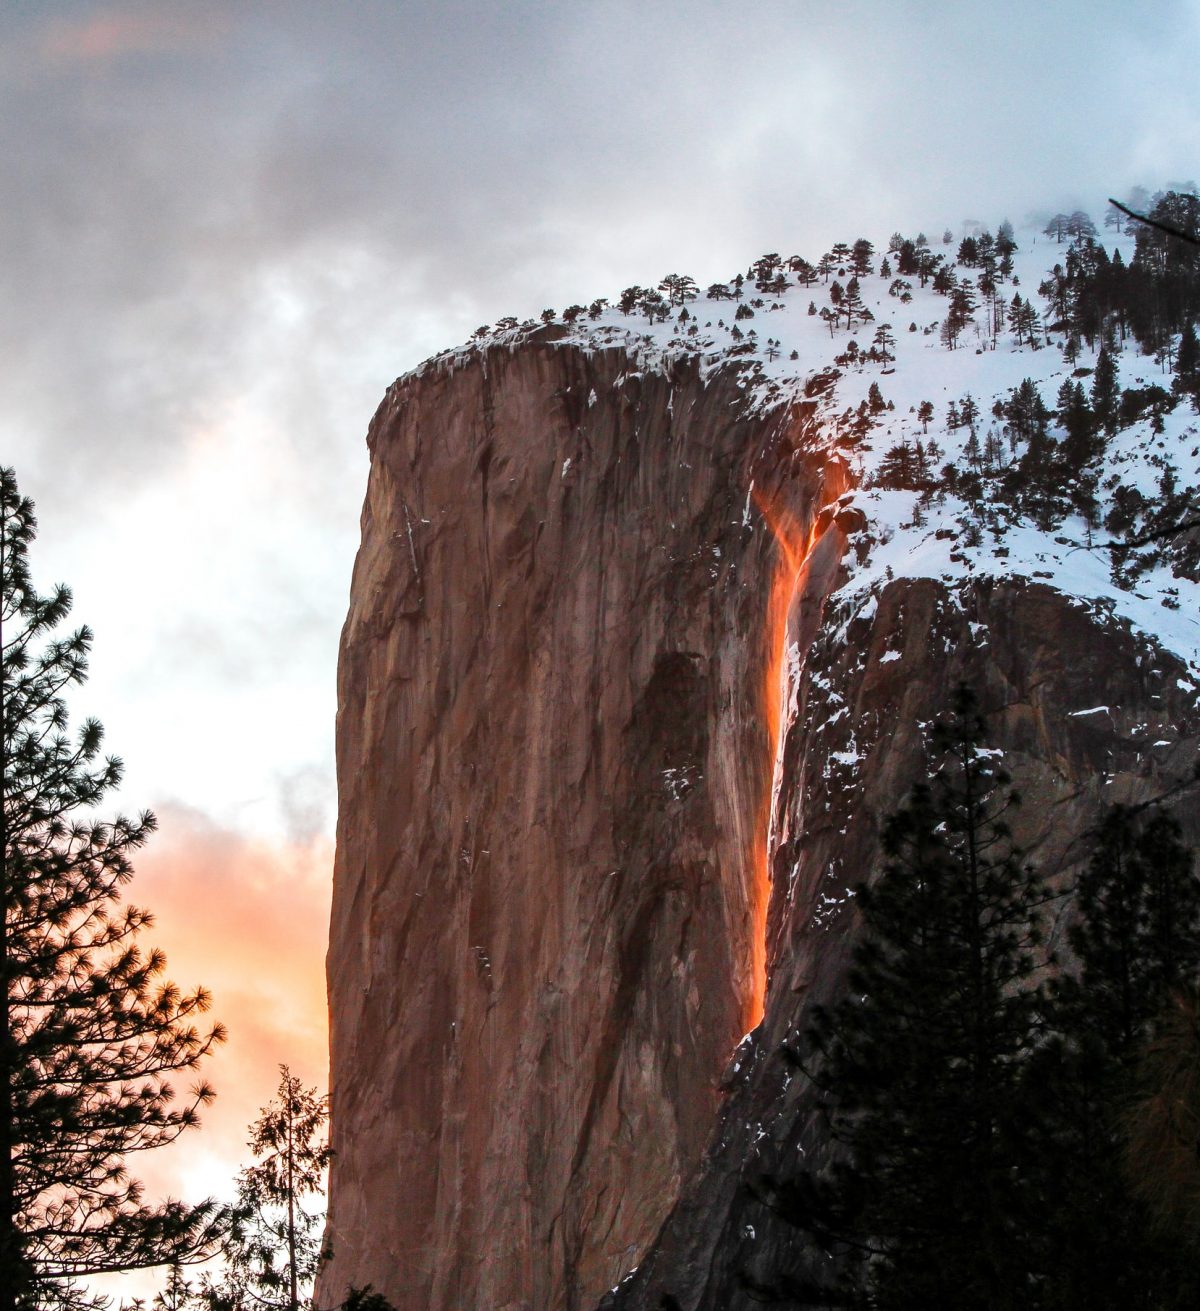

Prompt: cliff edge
xmin=318 ymin=335 xmax=848 ymax=1310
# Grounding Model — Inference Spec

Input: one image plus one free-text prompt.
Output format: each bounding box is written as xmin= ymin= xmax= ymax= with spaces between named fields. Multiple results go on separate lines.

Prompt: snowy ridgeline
xmin=411 ymin=200 xmax=1200 ymax=681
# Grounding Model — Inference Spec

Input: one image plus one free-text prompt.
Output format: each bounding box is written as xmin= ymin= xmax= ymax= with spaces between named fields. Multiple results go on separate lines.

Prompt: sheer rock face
xmin=603 ymin=574 xmax=1200 ymax=1311
xmin=321 ymin=334 xmax=1200 ymax=1311
xmin=318 ymin=336 xmax=848 ymax=1311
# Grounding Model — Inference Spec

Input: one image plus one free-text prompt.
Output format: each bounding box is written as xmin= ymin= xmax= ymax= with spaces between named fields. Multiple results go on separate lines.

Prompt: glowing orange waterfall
xmin=747 ymin=488 xmax=820 ymax=1027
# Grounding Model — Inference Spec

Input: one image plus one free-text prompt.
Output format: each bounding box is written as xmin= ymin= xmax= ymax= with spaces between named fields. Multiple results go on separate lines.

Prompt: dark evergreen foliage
xmin=1032 ymin=192 xmax=1200 ymax=363
xmin=1091 ymin=343 xmax=1120 ymax=434
xmin=1175 ymin=321 xmax=1200 ymax=409
xmin=873 ymin=441 xmax=932 ymax=491
xmin=840 ymin=278 xmax=870 ymax=331
xmin=1067 ymin=807 xmax=1200 ymax=1059
xmin=0 ymin=469 xmax=226 ymax=1310
xmin=849 ymin=239 xmax=875 ymax=278
xmin=795 ymin=689 xmax=1051 ymax=1308
xmin=753 ymin=698 xmax=1200 ymax=1309
xmin=657 ymin=273 xmax=698 ymax=306
xmin=1025 ymin=806 xmax=1200 ymax=1308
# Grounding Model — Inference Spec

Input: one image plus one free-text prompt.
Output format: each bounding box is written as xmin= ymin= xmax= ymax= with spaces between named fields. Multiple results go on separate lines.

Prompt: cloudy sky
xmin=4 ymin=0 xmax=1200 ymax=1294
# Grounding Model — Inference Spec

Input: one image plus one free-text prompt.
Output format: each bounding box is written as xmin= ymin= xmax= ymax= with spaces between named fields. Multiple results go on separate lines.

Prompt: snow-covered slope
xmin=419 ymin=205 xmax=1200 ymax=680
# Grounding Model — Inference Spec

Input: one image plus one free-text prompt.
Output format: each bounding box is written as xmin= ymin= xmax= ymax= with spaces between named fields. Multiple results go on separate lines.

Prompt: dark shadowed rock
xmin=601 ymin=575 xmax=1200 ymax=1310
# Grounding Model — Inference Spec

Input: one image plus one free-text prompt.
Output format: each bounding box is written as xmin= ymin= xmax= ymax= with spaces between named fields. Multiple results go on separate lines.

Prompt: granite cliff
xmin=319 ymin=212 xmax=1200 ymax=1309
xmin=318 ymin=336 xmax=852 ymax=1311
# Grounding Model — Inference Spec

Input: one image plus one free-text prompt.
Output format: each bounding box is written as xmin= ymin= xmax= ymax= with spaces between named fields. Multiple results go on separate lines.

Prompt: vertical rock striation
xmin=319 ymin=334 xmax=847 ymax=1311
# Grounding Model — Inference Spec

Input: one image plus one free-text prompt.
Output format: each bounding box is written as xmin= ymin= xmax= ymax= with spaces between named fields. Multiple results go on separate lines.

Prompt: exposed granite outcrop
xmin=318 ymin=335 xmax=847 ymax=1311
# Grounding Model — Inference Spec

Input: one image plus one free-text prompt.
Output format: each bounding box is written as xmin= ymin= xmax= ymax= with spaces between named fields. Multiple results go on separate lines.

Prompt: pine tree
xmin=1027 ymin=806 xmax=1200 ymax=1307
xmin=1068 ymin=807 xmax=1200 ymax=1061
xmin=1003 ymin=378 xmax=1052 ymax=448
xmin=932 ymin=263 xmax=957 ymax=296
xmin=748 ymin=253 xmax=781 ymax=285
xmin=1016 ymin=424 xmax=1063 ymax=528
xmin=841 ymin=277 xmax=868 ymax=330
xmin=639 ymin=290 xmax=669 ymax=323
xmin=1123 ymin=989 xmax=1200 ymax=1259
xmin=849 ymin=238 xmax=875 ymax=278
xmin=617 ymin=286 xmax=645 ymax=315
xmin=917 ymin=250 xmax=941 ymax=288
xmin=983 ymin=428 xmax=1006 ymax=473
xmin=875 ymin=442 xmax=918 ymax=489
xmin=871 ymin=323 xmax=895 ymax=365
xmin=1175 ymin=321 xmax=1200 ymax=410
xmin=657 ymin=274 xmax=698 ymax=307
xmin=1092 ymin=343 xmax=1121 ymax=434
xmin=153 ymin=1263 xmax=195 ymax=1311
xmin=963 ymin=428 xmax=983 ymax=474
xmin=799 ymin=689 xmax=1051 ymax=1308
xmin=0 ymin=469 xmax=226 ymax=1309
xmin=1008 ymin=293 xmax=1028 ymax=343
xmin=200 ymin=1069 xmax=331 ymax=1311
xmin=1067 ymin=210 xmax=1098 ymax=242
xmin=959 ymin=392 xmax=979 ymax=434
xmin=1057 ymin=379 xmax=1099 ymax=473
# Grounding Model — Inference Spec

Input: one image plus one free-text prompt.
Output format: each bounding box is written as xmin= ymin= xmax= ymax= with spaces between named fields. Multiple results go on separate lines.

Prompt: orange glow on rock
xmin=748 ymin=488 xmax=819 ymax=1028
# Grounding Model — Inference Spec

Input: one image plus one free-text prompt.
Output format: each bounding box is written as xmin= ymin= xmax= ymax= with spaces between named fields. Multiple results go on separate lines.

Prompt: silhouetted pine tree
xmin=199 ymin=1069 xmax=331 ymax=1311
xmin=1069 ymin=807 xmax=1200 ymax=1058
xmin=1057 ymin=379 xmax=1101 ymax=478
xmin=798 ymin=689 xmax=1051 ymax=1309
xmin=1175 ymin=321 xmax=1200 ymax=410
xmin=0 ymin=468 xmax=226 ymax=1310
xmin=1025 ymin=806 xmax=1200 ymax=1308
xmin=1091 ymin=343 xmax=1121 ymax=435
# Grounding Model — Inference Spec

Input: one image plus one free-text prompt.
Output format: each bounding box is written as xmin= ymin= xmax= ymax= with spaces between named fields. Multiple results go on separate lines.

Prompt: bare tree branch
xmin=1109 ymin=197 xmax=1200 ymax=247
xmin=1091 ymin=515 xmax=1200 ymax=553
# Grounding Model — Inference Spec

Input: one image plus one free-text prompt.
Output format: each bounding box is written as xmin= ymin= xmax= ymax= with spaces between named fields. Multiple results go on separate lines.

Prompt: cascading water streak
xmin=749 ymin=490 xmax=820 ymax=1026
